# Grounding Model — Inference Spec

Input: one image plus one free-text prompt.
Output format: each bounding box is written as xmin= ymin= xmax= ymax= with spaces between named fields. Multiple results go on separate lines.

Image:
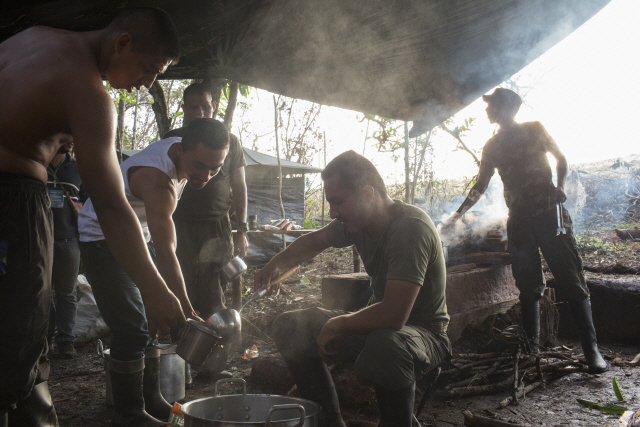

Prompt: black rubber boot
xmin=143 ymin=355 xmax=172 ymax=421
xmin=109 ymin=356 xmax=165 ymax=427
xmin=284 ymin=359 xmax=346 ymax=427
xmin=8 ymin=381 xmax=59 ymax=427
xmin=375 ymin=381 xmax=415 ymax=427
xmin=568 ymin=299 xmax=608 ymax=374
xmin=521 ymin=299 xmax=540 ymax=346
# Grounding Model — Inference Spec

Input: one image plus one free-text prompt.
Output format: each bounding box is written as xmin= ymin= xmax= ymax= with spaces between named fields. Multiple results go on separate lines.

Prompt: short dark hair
xmin=321 ymin=150 xmax=387 ymax=196
xmin=181 ymin=118 xmax=229 ymax=152
xmin=107 ymin=8 xmax=180 ymax=62
xmin=183 ymin=83 xmax=213 ymax=104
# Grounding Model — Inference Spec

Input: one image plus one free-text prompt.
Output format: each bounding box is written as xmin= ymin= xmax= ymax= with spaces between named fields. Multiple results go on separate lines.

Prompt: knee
xmin=271 ymin=308 xmax=324 ymax=358
xmin=354 ymin=329 xmax=414 ymax=390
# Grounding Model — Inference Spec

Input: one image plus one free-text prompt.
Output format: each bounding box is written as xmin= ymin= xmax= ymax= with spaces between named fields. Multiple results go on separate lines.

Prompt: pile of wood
xmin=438 ymin=341 xmax=589 ymax=407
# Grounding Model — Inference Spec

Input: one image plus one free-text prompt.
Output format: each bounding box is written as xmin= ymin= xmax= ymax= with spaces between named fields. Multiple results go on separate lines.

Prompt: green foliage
xmin=613 ymin=378 xmax=626 ymax=402
xmin=576 ymin=399 xmax=627 ymax=415
xmin=364 ymin=115 xmax=403 ymax=153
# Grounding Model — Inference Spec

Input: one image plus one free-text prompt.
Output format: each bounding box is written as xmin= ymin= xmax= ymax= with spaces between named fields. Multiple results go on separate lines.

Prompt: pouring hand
xmin=253 ymin=264 xmax=281 ymax=293
xmin=145 ymin=289 xmax=187 ymax=340
xmin=317 ymin=318 xmax=341 ymax=364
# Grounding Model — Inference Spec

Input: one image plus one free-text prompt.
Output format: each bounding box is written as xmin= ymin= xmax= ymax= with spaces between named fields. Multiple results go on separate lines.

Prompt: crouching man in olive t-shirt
xmin=254 ymin=151 xmax=452 ymax=427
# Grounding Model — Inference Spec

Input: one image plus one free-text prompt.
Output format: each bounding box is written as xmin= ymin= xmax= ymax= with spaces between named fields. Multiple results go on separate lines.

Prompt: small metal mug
xmin=249 ymin=214 xmax=258 ymax=230
xmin=221 ymin=256 xmax=247 ymax=282
xmin=176 ymin=319 xmax=221 ymax=366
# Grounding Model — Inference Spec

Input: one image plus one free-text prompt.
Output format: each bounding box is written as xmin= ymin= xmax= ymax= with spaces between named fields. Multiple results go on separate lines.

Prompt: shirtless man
xmin=0 ymin=8 xmax=188 ymax=426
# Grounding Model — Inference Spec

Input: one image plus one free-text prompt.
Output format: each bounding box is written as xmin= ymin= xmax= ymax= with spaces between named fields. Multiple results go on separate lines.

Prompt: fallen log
xmin=461 ymin=409 xmax=525 ymax=427
xmin=447 ymin=263 xmax=477 ymax=273
xmin=462 ymin=252 xmax=512 ymax=266
xmin=614 ymin=227 xmax=640 ymax=240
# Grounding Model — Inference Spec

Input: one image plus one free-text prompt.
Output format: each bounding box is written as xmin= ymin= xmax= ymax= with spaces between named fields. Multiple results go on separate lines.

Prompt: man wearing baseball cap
xmin=444 ymin=88 xmax=607 ymax=374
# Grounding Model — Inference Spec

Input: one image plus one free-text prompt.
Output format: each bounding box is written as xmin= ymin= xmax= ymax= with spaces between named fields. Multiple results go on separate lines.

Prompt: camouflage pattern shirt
xmin=479 ymin=121 xmax=559 ymax=219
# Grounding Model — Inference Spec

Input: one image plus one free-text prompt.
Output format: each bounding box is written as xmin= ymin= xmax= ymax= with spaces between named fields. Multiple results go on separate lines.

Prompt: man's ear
xmin=180 ymin=104 xmax=186 ymax=113
xmin=365 ymin=185 xmax=375 ymax=203
xmin=114 ymin=33 xmax=133 ymax=54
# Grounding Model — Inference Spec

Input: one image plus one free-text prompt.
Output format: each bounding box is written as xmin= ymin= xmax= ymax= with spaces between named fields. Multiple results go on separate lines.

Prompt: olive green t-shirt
xmin=479 ymin=121 xmax=558 ymax=218
xmin=324 ymin=201 xmax=449 ymax=330
xmin=168 ymin=129 xmax=246 ymax=221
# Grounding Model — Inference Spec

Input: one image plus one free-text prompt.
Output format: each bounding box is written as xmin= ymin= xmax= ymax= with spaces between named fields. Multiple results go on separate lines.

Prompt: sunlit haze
xmin=231 ymin=0 xmax=639 ymax=184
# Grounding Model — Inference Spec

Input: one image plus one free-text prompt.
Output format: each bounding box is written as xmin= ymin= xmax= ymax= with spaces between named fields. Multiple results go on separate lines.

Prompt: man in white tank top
xmin=78 ymin=118 xmax=229 ymax=426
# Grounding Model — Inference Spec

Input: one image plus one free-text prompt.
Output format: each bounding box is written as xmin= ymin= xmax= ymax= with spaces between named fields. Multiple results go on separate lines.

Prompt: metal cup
xmin=176 ymin=319 xmax=221 ymax=366
xmin=221 ymin=256 xmax=247 ymax=282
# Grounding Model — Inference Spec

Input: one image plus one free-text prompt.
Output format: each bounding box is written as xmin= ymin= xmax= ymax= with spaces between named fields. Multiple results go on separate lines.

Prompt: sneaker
xmin=57 ymin=342 xmax=76 ymax=359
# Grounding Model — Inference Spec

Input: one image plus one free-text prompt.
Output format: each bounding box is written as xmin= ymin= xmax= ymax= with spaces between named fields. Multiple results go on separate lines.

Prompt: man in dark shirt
xmin=445 ymin=88 xmax=607 ymax=374
xmin=46 ymin=137 xmax=87 ymax=358
xmin=255 ymin=151 xmax=451 ymax=427
xmin=165 ymin=83 xmax=248 ymax=378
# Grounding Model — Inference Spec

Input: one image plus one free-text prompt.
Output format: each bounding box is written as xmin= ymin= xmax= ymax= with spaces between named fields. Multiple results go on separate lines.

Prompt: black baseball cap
xmin=482 ymin=88 xmax=522 ymax=111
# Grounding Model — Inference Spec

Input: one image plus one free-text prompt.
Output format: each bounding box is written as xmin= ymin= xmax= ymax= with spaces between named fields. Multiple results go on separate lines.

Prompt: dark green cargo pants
xmin=272 ymin=307 xmax=452 ymax=391
xmin=508 ymin=205 xmax=589 ymax=302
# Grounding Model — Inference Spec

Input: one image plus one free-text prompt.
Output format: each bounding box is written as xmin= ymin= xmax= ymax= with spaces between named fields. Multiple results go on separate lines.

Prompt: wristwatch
xmin=238 ymin=222 xmax=249 ymax=233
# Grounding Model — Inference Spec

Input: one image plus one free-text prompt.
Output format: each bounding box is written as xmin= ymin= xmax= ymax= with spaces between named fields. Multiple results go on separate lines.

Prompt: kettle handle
xmin=265 ymin=404 xmax=305 ymax=427
xmin=96 ymin=339 xmax=104 ymax=357
xmin=213 ymin=378 xmax=247 ymax=396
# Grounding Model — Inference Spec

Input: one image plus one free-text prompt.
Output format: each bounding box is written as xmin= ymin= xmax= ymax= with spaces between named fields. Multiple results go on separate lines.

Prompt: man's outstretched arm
xmin=254 ymin=228 xmax=331 ymax=291
xmin=67 ymin=81 xmax=185 ymax=338
xmin=129 ymin=167 xmax=199 ymax=321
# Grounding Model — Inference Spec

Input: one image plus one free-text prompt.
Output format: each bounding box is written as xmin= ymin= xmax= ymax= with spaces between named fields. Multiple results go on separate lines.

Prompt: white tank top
xmin=78 ymin=138 xmax=185 ymax=243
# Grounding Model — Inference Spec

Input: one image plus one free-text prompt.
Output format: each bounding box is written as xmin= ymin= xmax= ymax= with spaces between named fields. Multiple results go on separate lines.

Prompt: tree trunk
xmin=404 ymin=121 xmax=410 ymax=203
xmin=223 ymin=81 xmax=239 ymax=127
xmin=149 ymin=81 xmax=170 ymax=137
xmin=131 ymin=91 xmax=139 ymax=149
xmin=116 ymin=94 xmax=125 ymax=164
xmin=411 ymin=131 xmax=430 ymax=204
xmin=203 ymin=78 xmax=225 ymax=119
xmin=273 ymin=96 xmax=286 ymax=248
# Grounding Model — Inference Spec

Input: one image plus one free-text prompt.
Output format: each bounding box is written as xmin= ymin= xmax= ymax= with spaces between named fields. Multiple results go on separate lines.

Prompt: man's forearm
xmin=98 ymin=203 xmax=170 ymax=297
xmin=153 ymin=247 xmax=192 ymax=309
xmin=456 ymin=187 xmax=483 ymax=216
xmin=556 ymin=156 xmax=568 ymax=189
xmin=269 ymin=231 xmax=327 ymax=270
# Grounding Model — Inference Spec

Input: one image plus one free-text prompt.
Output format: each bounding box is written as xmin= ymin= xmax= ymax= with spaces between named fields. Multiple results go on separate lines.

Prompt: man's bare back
xmin=0 ymin=27 xmax=113 ymax=184
xmin=0 ymin=13 xmax=188 ymax=337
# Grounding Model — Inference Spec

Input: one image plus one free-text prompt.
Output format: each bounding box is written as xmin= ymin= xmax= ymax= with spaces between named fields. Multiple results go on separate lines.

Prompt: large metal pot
xmin=182 ymin=379 xmax=320 ymax=427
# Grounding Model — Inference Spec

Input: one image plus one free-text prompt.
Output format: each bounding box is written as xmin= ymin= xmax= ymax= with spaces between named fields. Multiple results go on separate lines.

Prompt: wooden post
xmin=232 ymin=276 xmax=243 ymax=310
xmin=321 ymin=131 xmax=327 ymax=228
xmin=404 ymin=121 xmax=410 ymax=203
xmin=353 ymin=246 xmax=361 ymax=273
xmin=273 ymin=96 xmax=286 ymax=249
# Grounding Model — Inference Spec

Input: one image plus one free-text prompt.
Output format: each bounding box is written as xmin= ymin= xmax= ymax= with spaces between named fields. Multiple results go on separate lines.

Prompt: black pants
xmin=0 ymin=173 xmax=53 ymax=410
xmin=508 ymin=206 xmax=589 ymax=302
xmin=175 ymin=217 xmax=233 ymax=319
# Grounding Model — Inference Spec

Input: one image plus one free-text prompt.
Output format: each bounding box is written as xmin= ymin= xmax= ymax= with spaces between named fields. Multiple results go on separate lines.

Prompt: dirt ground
xmin=49 ymin=244 xmax=640 ymax=427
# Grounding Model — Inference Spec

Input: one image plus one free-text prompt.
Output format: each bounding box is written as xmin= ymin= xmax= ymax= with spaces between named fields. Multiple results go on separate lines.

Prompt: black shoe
xmin=109 ymin=356 xmax=165 ymax=427
xmin=521 ymin=299 xmax=540 ymax=348
xmin=143 ymin=355 xmax=173 ymax=421
xmin=57 ymin=342 xmax=76 ymax=359
xmin=8 ymin=381 xmax=59 ymax=427
xmin=375 ymin=381 xmax=415 ymax=427
xmin=568 ymin=299 xmax=608 ymax=374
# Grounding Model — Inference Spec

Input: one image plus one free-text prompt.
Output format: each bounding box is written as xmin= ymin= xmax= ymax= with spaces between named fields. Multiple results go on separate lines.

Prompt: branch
xmin=440 ymin=123 xmax=480 ymax=165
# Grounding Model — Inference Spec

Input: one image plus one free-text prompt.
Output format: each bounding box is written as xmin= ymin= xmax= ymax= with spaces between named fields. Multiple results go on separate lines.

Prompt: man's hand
xmin=317 ymin=317 xmax=342 ymax=364
xmin=253 ymin=263 xmax=283 ymax=293
xmin=234 ymin=232 xmax=248 ymax=258
xmin=439 ymin=211 xmax=461 ymax=235
xmin=144 ymin=289 xmax=187 ymax=340
xmin=554 ymin=186 xmax=567 ymax=204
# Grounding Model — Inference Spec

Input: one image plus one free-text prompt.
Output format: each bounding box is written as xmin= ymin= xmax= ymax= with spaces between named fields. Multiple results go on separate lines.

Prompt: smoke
xmin=438 ymin=178 xmax=508 ymax=247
